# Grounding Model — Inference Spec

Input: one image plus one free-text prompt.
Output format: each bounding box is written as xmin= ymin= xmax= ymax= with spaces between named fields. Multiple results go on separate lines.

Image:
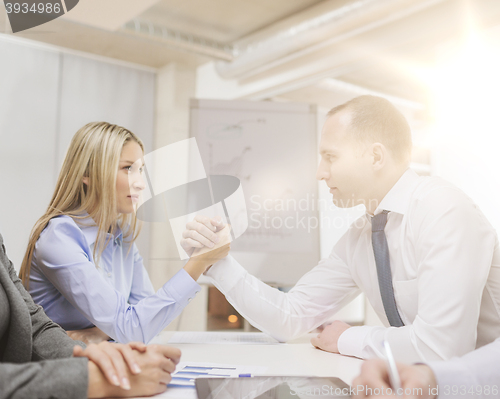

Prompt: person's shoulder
xmin=413 ymin=175 xmax=460 ymax=194
xmin=37 ymin=215 xmax=88 ymax=251
xmin=412 ymin=175 xmax=473 ymax=207
xmin=41 ymin=215 xmax=83 ymax=237
xmin=35 ymin=216 xmax=92 ymax=266
xmin=410 ymin=176 xmax=494 ymax=230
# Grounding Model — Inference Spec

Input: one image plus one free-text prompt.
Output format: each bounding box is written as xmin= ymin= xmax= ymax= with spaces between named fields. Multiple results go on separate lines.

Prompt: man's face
xmin=316 ymin=111 xmax=375 ymax=209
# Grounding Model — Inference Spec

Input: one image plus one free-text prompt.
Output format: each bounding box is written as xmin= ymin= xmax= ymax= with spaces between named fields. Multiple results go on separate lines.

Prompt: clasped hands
xmin=181 ymin=216 xmax=231 ymax=279
xmin=181 ymin=216 xmax=352 ymax=353
xmin=74 ymin=340 xmax=181 ymax=398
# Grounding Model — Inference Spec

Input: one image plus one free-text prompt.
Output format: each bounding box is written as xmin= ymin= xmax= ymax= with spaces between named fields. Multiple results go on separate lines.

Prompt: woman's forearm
xmin=183 ymin=243 xmax=231 ymax=281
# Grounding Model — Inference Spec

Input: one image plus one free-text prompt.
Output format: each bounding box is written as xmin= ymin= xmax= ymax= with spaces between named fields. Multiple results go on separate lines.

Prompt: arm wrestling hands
xmin=181 ymin=215 xmax=230 ymax=280
xmin=180 ymin=215 xmax=225 ymax=257
xmin=352 ymin=359 xmax=437 ymax=399
xmin=182 ymin=216 xmax=353 ymax=353
xmin=76 ymin=342 xmax=181 ymax=398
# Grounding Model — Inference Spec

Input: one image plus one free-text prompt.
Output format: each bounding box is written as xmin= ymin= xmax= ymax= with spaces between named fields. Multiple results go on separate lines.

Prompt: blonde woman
xmin=19 ymin=122 xmax=229 ymax=344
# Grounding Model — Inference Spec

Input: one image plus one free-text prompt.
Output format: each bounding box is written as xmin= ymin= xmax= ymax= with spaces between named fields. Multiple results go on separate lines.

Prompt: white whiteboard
xmin=190 ymin=99 xmax=320 ymax=286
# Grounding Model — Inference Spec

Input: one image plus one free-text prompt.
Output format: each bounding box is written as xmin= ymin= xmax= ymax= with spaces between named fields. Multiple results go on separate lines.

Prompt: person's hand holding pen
xmin=352 ymin=359 xmax=438 ymax=398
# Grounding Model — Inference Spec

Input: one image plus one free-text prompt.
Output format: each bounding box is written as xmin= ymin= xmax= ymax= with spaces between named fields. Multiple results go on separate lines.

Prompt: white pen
xmin=383 ymin=340 xmax=402 ymax=397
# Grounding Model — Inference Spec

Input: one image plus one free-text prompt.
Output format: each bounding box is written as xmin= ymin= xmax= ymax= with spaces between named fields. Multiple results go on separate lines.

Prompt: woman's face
xmin=116 ymin=140 xmax=145 ymax=214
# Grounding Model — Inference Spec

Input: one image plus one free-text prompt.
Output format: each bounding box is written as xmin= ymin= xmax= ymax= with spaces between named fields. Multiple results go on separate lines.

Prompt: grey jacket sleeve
xmin=427 ymin=338 xmax=500 ymax=399
xmin=0 ymin=358 xmax=88 ymax=399
xmin=0 ymin=236 xmax=89 ymax=399
xmin=5 ymin=248 xmax=86 ymax=359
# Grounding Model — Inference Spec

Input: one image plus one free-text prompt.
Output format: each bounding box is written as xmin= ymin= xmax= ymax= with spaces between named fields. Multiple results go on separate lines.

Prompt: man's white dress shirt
xmin=428 ymin=338 xmax=500 ymax=398
xmin=206 ymin=169 xmax=500 ymax=362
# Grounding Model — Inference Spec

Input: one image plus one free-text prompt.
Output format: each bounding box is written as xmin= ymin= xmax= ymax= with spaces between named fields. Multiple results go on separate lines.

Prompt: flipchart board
xmin=190 ymin=99 xmax=320 ymax=286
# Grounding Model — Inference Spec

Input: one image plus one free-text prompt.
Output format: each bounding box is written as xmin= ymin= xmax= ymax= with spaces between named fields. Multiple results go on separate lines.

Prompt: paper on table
xmin=168 ymin=332 xmax=280 ymax=345
xmin=156 ymin=362 xmax=268 ymax=399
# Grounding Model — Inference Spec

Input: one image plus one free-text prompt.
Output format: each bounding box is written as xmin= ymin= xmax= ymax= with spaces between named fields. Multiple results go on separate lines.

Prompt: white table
xmin=141 ymin=331 xmax=364 ymax=398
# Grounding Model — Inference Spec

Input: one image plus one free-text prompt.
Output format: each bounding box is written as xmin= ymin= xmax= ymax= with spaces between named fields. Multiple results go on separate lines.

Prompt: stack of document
xmin=159 ymin=362 xmax=267 ymax=399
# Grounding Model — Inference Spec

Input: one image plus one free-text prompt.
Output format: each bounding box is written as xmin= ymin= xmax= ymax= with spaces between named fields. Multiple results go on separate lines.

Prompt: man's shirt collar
xmin=373 ymin=168 xmax=420 ymax=216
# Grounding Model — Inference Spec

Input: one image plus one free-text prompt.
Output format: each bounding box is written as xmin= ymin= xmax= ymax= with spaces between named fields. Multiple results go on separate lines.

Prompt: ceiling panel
xmin=2 ymin=0 xmax=500 ymax=107
xmin=1 ymin=0 xmax=326 ymax=67
xmin=61 ymin=0 xmax=163 ymax=31
xmin=137 ymin=0 xmax=325 ymax=43
xmin=0 ymin=17 xmax=208 ymax=68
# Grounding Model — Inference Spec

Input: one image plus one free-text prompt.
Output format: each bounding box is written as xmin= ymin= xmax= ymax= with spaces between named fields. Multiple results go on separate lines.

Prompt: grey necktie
xmin=371 ymin=210 xmax=404 ymax=327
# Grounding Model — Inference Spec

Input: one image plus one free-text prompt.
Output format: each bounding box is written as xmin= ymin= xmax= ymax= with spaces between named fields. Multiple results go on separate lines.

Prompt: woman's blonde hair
xmin=19 ymin=122 xmax=144 ymax=286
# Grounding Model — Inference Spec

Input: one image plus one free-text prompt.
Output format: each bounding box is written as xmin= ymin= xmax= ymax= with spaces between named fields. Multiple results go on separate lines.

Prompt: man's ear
xmin=82 ymin=176 xmax=89 ymax=186
xmin=372 ymin=143 xmax=386 ymax=170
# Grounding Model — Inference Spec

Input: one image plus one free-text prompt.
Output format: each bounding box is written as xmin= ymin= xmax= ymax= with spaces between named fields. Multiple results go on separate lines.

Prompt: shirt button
xmin=107 ymin=273 xmax=112 ymax=277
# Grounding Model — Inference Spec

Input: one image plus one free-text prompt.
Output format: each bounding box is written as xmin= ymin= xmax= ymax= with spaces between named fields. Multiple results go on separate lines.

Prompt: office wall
xmin=148 ymin=62 xmax=210 ymax=331
xmin=431 ymin=25 xmax=500 ymax=237
xmin=0 ymin=35 xmax=155 ymax=271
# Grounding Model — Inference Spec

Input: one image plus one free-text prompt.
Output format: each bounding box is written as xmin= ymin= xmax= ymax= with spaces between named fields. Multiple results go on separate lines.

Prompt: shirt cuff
xmin=337 ymin=325 xmax=375 ymax=359
xmin=427 ymin=359 xmax=476 ymax=399
xmin=160 ymin=268 xmax=201 ymax=306
xmin=204 ymin=255 xmax=247 ymax=292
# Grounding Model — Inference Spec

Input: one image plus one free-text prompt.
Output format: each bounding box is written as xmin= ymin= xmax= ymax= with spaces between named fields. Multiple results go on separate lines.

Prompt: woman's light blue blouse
xmin=29 ymin=215 xmax=200 ymax=343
